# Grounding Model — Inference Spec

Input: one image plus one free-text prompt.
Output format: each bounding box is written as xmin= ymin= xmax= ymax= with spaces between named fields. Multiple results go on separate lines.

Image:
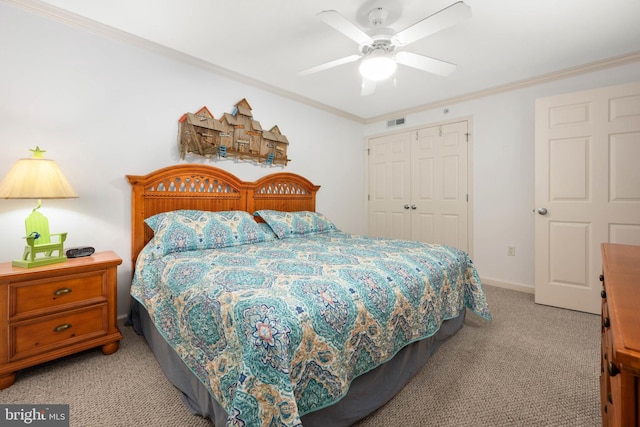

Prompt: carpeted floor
xmin=0 ymin=285 xmax=601 ymax=426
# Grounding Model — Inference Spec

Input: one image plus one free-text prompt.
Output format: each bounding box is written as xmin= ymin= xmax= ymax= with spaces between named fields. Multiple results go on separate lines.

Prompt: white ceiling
xmin=8 ymin=0 xmax=640 ymax=122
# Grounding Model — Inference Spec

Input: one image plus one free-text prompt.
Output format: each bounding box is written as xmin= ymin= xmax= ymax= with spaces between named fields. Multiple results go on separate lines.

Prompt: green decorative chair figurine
xmin=0 ymin=147 xmax=76 ymax=268
xmin=15 ymin=202 xmax=68 ymax=268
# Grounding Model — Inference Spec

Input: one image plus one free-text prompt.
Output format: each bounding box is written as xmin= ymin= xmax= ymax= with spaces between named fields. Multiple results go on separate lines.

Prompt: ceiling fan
xmin=300 ymin=1 xmax=471 ymax=95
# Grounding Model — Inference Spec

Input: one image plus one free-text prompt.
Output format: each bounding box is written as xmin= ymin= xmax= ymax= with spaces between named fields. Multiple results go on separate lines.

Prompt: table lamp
xmin=0 ymin=147 xmax=78 ymax=268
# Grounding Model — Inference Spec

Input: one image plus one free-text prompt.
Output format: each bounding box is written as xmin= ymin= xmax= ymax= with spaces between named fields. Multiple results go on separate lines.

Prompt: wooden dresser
xmin=600 ymin=243 xmax=640 ymax=426
xmin=0 ymin=251 xmax=122 ymax=389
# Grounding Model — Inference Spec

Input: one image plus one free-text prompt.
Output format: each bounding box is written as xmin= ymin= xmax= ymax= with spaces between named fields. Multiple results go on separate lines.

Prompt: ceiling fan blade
xmin=299 ymin=54 xmax=362 ymax=76
xmin=317 ymin=10 xmax=373 ymax=45
xmin=392 ymin=1 xmax=471 ymax=47
xmin=361 ymin=78 xmax=376 ymax=96
xmin=395 ymin=51 xmax=457 ymax=76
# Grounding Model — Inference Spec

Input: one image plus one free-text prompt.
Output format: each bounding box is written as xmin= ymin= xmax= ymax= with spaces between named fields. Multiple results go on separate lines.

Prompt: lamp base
xmin=12 ymin=255 xmax=67 ymax=268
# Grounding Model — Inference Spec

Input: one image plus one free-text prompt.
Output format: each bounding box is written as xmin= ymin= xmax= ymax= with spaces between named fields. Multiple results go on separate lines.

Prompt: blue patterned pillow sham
xmin=254 ymin=210 xmax=338 ymax=239
xmin=145 ymin=210 xmax=268 ymax=256
xmin=257 ymin=222 xmax=279 ymax=241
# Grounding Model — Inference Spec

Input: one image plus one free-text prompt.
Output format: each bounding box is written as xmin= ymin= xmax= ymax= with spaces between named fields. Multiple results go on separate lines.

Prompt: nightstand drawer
xmin=11 ymin=305 xmax=107 ymax=361
xmin=11 ymin=271 xmax=105 ymax=318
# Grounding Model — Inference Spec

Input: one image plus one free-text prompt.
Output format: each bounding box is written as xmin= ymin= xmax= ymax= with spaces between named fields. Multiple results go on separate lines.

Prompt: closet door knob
xmin=404 ymin=204 xmax=410 ymax=209
xmin=411 ymin=205 xmax=417 ymax=210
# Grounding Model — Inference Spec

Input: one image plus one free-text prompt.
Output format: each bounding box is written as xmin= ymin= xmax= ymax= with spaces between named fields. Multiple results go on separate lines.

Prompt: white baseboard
xmin=480 ymin=277 xmax=535 ymax=294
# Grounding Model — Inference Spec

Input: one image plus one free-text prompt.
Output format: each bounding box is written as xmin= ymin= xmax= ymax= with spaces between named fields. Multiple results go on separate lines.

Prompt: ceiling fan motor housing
xmin=360 ymin=38 xmax=395 ymax=56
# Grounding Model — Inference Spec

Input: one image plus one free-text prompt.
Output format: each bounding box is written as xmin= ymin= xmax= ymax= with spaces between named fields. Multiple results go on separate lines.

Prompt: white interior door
xmin=368 ymin=120 xmax=470 ymax=251
xmin=534 ymin=81 xmax=640 ymax=313
xmin=368 ymin=131 xmax=411 ymax=240
xmin=413 ymin=121 xmax=469 ymax=251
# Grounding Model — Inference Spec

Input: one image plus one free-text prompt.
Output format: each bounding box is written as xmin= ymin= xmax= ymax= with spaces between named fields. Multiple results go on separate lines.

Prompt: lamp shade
xmin=359 ymin=50 xmax=397 ymax=82
xmin=0 ymin=147 xmax=78 ymax=199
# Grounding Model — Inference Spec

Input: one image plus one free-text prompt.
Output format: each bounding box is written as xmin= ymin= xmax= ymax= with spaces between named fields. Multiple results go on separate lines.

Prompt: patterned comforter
xmin=131 ymin=231 xmax=491 ymax=427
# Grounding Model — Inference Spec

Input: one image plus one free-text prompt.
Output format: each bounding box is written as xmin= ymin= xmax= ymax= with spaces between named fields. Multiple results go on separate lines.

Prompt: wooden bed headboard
xmin=126 ymin=164 xmax=320 ymax=265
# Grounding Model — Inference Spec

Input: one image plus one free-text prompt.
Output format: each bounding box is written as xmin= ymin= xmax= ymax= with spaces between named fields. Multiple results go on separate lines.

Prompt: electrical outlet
xmin=507 ymin=246 xmax=516 ymax=256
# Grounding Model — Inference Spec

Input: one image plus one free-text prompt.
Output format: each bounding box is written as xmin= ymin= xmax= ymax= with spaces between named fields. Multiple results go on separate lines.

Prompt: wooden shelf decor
xmin=178 ymin=99 xmax=290 ymax=166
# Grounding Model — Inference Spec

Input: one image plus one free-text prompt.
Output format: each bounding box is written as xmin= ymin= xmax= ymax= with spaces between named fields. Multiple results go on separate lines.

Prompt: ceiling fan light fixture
xmin=359 ymin=50 xmax=397 ymax=81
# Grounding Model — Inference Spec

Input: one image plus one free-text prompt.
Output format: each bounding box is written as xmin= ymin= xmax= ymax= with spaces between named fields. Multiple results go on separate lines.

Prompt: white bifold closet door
xmin=368 ymin=120 xmax=470 ymax=253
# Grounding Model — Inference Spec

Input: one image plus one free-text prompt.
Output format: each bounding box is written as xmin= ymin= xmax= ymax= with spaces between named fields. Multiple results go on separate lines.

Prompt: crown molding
xmin=2 ymin=0 xmax=365 ymax=123
xmin=365 ymin=50 xmax=640 ymax=124
xmin=4 ymin=0 xmax=639 ymax=125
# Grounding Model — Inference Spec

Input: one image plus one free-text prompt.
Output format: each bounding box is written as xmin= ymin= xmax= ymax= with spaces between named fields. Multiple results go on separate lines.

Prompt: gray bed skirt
xmin=127 ymin=300 xmax=466 ymax=426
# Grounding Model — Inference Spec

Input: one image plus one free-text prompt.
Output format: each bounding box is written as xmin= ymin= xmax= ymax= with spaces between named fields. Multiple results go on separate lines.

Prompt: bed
xmin=126 ymin=164 xmax=491 ymax=427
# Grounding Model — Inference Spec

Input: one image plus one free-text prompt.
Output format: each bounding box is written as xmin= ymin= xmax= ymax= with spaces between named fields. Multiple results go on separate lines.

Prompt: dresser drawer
xmin=11 ymin=271 xmax=106 ymax=318
xmin=11 ymin=305 xmax=107 ymax=361
xmin=607 ymin=373 xmax=622 ymax=426
xmin=601 ymin=300 xmax=611 ymax=364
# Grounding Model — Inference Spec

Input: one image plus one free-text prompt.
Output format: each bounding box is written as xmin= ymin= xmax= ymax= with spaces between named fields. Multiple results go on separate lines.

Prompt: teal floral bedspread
xmin=131 ymin=232 xmax=491 ymax=427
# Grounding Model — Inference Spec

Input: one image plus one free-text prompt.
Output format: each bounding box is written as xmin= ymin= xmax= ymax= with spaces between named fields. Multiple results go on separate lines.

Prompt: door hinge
xmin=465 ymin=132 xmax=470 ymax=142
xmin=466 ymin=194 xmax=469 ymax=202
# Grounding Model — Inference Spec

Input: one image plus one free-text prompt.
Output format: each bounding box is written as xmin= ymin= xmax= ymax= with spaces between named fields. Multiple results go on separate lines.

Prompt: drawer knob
xmin=601 ymin=289 xmax=606 ymax=299
xmin=608 ymin=361 xmax=620 ymax=377
xmin=53 ymin=288 xmax=72 ymax=296
xmin=599 ymin=274 xmax=604 ymax=282
xmin=53 ymin=323 xmax=72 ymax=333
xmin=602 ymin=317 xmax=610 ymax=328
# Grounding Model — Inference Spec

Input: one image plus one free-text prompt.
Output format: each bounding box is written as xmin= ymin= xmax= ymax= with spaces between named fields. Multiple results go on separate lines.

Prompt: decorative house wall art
xmin=179 ymin=99 xmax=290 ymax=166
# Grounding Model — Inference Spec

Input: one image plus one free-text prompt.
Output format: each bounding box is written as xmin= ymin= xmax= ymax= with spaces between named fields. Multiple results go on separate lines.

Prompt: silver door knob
xmin=404 ymin=204 xmax=410 ymax=209
xmin=537 ymin=208 xmax=548 ymax=215
xmin=411 ymin=205 xmax=417 ymax=210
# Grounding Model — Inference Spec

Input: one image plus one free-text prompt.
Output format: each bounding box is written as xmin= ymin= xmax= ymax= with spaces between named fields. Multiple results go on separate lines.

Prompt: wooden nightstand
xmin=0 ymin=251 xmax=123 ymax=389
